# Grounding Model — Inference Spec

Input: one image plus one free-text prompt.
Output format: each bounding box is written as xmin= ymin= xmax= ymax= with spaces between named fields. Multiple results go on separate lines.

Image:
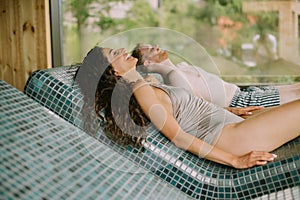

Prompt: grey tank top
xmin=152 ymin=84 xmax=244 ymax=144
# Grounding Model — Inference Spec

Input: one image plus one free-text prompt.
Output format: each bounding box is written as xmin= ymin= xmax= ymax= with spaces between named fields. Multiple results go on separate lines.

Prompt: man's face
xmin=138 ymin=44 xmax=169 ymax=64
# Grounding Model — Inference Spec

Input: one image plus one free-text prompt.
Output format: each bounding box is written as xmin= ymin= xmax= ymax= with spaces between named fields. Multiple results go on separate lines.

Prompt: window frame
xmin=50 ymin=0 xmax=64 ymax=67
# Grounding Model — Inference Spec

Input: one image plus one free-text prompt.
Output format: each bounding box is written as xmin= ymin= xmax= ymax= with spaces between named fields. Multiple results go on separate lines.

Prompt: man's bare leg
xmin=277 ymin=83 xmax=300 ymax=104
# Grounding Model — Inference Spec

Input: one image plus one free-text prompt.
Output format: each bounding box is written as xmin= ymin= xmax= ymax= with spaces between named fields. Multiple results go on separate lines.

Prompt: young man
xmin=131 ymin=43 xmax=300 ymax=115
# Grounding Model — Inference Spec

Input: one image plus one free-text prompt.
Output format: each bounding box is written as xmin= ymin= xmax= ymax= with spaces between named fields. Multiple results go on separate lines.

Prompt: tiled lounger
xmin=1 ymin=80 xmax=192 ymax=200
xmin=24 ymin=66 xmax=300 ymax=199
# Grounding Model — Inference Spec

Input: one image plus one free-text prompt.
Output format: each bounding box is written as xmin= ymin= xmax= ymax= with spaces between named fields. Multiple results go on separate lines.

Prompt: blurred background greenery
xmin=62 ymin=0 xmax=300 ymax=85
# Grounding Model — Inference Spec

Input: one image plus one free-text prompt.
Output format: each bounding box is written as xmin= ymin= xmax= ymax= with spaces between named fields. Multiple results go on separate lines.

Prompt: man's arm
xmin=145 ymin=61 xmax=197 ymax=95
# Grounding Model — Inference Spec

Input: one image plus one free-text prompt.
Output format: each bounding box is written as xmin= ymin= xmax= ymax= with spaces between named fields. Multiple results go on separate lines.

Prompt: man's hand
xmin=226 ymin=106 xmax=264 ymax=118
xmin=122 ymin=68 xmax=143 ymax=83
xmin=143 ymin=59 xmax=177 ymax=74
xmin=144 ymin=75 xmax=161 ymax=84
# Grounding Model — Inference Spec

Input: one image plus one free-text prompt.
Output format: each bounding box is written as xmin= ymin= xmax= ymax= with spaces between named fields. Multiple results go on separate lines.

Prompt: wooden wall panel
xmin=0 ymin=0 xmax=52 ymax=91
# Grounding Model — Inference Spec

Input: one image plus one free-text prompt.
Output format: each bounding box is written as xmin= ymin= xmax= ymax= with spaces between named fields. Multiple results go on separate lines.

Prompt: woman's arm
xmin=124 ymin=70 xmax=276 ymax=169
xmin=131 ymin=77 xmax=233 ymax=166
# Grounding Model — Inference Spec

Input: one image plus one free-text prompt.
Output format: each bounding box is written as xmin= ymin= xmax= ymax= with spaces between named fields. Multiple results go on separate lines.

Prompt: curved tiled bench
xmin=1 ymin=80 xmax=191 ymax=200
xmin=24 ymin=66 xmax=300 ymax=199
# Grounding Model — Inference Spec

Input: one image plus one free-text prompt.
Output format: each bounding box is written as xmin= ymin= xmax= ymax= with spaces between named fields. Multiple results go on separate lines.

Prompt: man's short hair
xmin=131 ymin=43 xmax=145 ymax=66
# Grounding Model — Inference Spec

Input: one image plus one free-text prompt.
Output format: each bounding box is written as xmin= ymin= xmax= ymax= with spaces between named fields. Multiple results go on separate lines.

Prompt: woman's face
xmin=102 ymin=48 xmax=138 ymax=76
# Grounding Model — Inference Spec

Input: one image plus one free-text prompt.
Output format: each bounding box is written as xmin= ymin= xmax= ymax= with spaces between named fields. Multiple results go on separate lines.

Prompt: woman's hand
xmin=231 ymin=151 xmax=277 ymax=169
xmin=226 ymin=106 xmax=264 ymax=118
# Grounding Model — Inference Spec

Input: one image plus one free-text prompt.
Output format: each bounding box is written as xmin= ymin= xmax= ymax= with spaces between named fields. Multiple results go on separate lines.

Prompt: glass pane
xmin=61 ymin=0 xmax=300 ymax=84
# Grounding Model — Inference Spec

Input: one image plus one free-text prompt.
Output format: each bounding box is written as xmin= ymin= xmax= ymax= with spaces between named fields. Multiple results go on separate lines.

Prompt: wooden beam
xmin=242 ymin=1 xmax=289 ymax=12
xmin=0 ymin=0 xmax=52 ymax=91
xmin=291 ymin=1 xmax=300 ymax=14
xmin=292 ymin=2 xmax=300 ymax=63
xmin=242 ymin=1 xmax=299 ymax=63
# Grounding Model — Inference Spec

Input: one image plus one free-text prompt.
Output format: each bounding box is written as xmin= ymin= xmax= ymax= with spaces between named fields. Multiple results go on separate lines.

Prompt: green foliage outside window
xmin=62 ymin=0 xmax=299 ymax=84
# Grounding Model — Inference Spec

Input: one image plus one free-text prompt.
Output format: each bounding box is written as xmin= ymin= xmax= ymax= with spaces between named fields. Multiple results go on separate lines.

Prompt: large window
xmin=60 ymin=0 xmax=300 ymax=84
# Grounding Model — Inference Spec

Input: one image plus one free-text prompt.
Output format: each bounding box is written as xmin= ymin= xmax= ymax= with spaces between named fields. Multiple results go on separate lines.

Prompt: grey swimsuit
xmin=152 ymin=84 xmax=244 ymax=144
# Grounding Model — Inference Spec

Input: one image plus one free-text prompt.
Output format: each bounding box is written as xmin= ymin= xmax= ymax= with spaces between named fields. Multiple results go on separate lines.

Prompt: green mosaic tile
xmin=22 ymin=66 xmax=300 ymax=199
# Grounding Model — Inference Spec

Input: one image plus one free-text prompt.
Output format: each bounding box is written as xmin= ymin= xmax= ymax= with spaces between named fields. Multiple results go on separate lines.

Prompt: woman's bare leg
xmin=277 ymin=83 xmax=300 ymax=104
xmin=214 ymin=99 xmax=300 ymax=156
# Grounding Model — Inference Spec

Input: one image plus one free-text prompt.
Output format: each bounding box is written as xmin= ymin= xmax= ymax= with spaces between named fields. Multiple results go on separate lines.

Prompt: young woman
xmin=75 ymin=46 xmax=300 ymax=169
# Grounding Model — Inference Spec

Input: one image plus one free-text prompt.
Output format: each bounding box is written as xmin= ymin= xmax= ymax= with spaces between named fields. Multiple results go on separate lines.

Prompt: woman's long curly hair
xmin=75 ymin=46 xmax=149 ymax=149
